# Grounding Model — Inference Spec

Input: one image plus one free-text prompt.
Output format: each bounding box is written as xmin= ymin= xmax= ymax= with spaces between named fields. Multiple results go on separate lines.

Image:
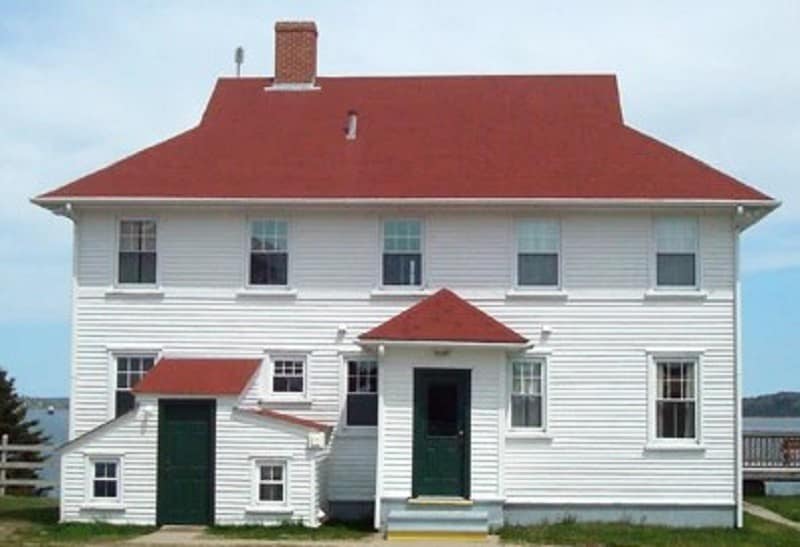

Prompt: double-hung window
xmin=654 ymin=359 xmax=697 ymax=440
xmin=272 ymin=358 xmax=305 ymax=395
xmin=256 ymin=462 xmax=286 ymax=503
xmin=118 ymin=220 xmax=156 ymax=284
xmin=655 ymin=217 xmax=698 ymax=288
xmin=510 ymin=359 xmax=545 ymax=428
xmin=250 ymin=220 xmax=288 ymax=286
xmin=90 ymin=459 xmax=120 ymax=501
xmin=382 ymin=219 xmax=422 ymax=286
xmin=115 ymin=356 xmax=155 ymax=417
xmin=517 ymin=220 xmax=559 ymax=287
xmin=346 ymin=359 xmax=378 ymax=426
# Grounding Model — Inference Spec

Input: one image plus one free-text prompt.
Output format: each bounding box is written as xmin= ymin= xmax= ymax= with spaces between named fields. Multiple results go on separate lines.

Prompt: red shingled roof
xmin=133 ymin=358 xmax=260 ymax=395
xmin=37 ymin=76 xmax=771 ymax=202
xmin=359 ymin=288 xmax=528 ymax=345
xmin=242 ymin=408 xmax=332 ymax=433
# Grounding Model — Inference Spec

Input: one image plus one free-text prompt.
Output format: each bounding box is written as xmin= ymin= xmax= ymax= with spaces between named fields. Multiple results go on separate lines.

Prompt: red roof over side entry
xmin=359 ymin=288 xmax=528 ymax=345
xmin=134 ymin=358 xmax=261 ymax=395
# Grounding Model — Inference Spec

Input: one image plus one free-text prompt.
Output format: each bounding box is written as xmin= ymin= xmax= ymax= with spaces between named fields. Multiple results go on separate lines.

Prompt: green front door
xmin=157 ymin=400 xmax=215 ymax=525
xmin=412 ymin=369 xmax=470 ymax=498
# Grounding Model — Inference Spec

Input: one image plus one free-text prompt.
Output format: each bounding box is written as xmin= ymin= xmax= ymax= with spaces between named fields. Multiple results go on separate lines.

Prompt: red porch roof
xmin=359 ymin=288 xmax=528 ymax=345
xmin=242 ymin=408 xmax=332 ymax=433
xmin=133 ymin=358 xmax=260 ymax=395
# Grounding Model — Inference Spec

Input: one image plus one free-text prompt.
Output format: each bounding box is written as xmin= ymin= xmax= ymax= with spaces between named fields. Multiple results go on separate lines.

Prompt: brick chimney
xmin=274 ymin=21 xmax=318 ymax=86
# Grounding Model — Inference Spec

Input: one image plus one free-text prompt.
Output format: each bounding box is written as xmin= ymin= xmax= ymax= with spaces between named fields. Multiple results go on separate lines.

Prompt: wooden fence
xmin=0 ymin=433 xmax=54 ymax=495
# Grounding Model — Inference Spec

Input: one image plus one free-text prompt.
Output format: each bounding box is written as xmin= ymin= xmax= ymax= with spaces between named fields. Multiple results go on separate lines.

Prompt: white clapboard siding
xmin=215 ymin=402 xmax=320 ymax=526
xmin=66 ymin=207 xmax=737 ymax=512
xmin=379 ymin=348 xmax=504 ymax=500
xmin=60 ymin=409 xmax=157 ymax=525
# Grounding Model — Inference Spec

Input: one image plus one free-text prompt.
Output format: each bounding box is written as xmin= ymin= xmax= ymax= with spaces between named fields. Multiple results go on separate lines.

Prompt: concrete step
xmin=386 ymin=508 xmax=489 ymax=540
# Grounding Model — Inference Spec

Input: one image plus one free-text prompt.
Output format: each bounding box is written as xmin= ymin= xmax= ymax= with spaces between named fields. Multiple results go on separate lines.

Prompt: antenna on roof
xmin=234 ymin=46 xmax=244 ymax=77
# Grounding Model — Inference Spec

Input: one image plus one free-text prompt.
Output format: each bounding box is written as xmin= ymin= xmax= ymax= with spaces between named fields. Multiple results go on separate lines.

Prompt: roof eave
xmin=357 ymin=338 xmax=532 ymax=350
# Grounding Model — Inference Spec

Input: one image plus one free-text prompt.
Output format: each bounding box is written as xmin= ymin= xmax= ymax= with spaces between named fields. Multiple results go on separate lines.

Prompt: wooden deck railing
xmin=743 ymin=431 xmax=800 ymax=469
xmin=0 ymin=433 xmax=54 ymax=495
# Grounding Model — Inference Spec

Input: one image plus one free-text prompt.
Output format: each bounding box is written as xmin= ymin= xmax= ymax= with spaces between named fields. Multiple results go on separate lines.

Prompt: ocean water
xmin=19 ymin=409 xmax=800 ymax=498
xmin=24 ymin=408 xmax=69 ymax=497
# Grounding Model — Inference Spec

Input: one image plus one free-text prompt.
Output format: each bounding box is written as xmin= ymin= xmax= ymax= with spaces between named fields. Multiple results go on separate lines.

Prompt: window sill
xmin=644 ymin=442 xmax=706 ymax=454
xmin=236 ymin=287 xmax=298 ymax=298
xmin=104 ymin=287 xmax=164 ymax=298
xmin=644 ymin=289 xmax=708 ymax=302
xmin=369 ymin=288 xmax=433 ymax=298
xmin=506 ymin=289 xmax=568 ymax=301
xmin=259 ymin=397 xmax=313 ymax=407
xmin=338 ymin=427 xmax=378 ymax=439
xmin=80 ymin=502 xmax=125 ymax=511
xmin=505 ymin=430 xmax=553 ymax=442
xmin=244 ymin=505 xmax=293 ymax=515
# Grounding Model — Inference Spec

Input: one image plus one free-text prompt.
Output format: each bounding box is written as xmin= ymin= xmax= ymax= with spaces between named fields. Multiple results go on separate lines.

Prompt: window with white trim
xmin=346 ymin=359 xmax=378 ymax=426
xmin=272 ymin=359 xmax=304 ymax=394
xmin=90 ymin=459 xmax=120 ymax=501
xmin=510 ymin=359 xmax=545 ymax=428
xmin=256 ymin=462 xmax=285 ymax=503
xmin=249 ymin=220 xmax=288 ymax=286
xmin=654 ymin=359 xmax=697 ymax=440
xmin=655 ymin=217 xmax=698 ymax=287
xmin=115 ymin=356 xmax=155 ymax=417
xmin=118 ymin=220 xmax=156 ymax=284
xmin=382 ymin=219 xmax=422 ymax=286
xmin=517 ymin=220 xmax=559 ymax=287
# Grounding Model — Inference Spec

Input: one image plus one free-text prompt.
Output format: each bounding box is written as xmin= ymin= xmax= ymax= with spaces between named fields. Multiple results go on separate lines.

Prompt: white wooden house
xmin=33 ymin=21 xmax=779 ymax=538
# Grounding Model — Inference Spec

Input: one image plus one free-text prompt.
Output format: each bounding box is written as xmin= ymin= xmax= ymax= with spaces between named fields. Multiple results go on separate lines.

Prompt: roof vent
xmin=345 ymin=111 xmax=358 ymax=140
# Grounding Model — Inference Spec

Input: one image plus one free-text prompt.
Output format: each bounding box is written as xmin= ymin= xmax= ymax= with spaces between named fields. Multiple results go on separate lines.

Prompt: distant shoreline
xmin=23 ymin=397 xmax=69 ymax=410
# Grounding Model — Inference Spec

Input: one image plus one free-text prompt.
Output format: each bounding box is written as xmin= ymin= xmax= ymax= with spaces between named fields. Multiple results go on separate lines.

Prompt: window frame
xmin=652 ymin=216 xmax=700 ymax=290
xmin=380 ymin=218 xmax=425 ymax=288
xmin=251 ymin=459 xmax=288 ymax=507
xmin=267 ymin=355 xmax=308 ymax=400
xmin=115 ymin=217 xmax=159 ymax=287
xmin=84 ymin=455 xmax=123 ymax=506
xmin=647 ymin=352 xmax=703 ymax=446
xmin=507 ymin=356 xmax=548 ymax=433
xmin=344 ymin=357 xmax=379 ymax=428
xmin=514 ymin=218 xmax=562 ymax=290
xmin=246 ymin=218 xmax=291 ymax=289
xmin=107 ymin=350 xmax=159 ymax=420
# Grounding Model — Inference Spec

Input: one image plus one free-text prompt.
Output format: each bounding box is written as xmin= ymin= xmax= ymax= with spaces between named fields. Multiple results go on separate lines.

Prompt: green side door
xmin=412 ymin=369 xmax=470 ymax=498
xmin=157 ymin=400 xmax=215 ymax=525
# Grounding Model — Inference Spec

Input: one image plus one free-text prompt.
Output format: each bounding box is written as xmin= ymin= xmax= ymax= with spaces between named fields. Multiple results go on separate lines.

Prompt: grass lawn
xmin=747 ymin=495 xmax=800 ymax=523
xmin=499 ymin=514 xmax=800 ymax=546
xmin=208 ymin=519 xmax=375 ymax=540
xmin=0 ymin=495 xmax=156 ymax=545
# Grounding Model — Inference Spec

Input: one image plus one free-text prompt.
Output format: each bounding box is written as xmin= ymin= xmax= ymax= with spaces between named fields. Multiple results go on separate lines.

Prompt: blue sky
xmin=0 ymin=1 xmax=797 ymax=397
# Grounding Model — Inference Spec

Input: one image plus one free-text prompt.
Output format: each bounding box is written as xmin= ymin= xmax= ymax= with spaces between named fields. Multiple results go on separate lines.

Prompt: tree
xmin=0 ymin=367 xmax=49 ymax=495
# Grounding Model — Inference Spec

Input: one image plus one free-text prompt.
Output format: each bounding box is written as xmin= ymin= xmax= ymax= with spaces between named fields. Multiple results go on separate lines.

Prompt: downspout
xmin=733 ymin=207 xmax=743 ymax=528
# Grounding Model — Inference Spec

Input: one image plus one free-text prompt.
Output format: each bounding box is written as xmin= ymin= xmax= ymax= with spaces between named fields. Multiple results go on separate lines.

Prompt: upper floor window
xmin=250 ymin=220 xmax=288 ymax=286
xmin=272 ymin=358 xmax=305 ymax=395
xmin=118 ymin=220 xmax=156 ymax=284
xmin=654 ymin=359 xmax=697 ymax=440
xmin=115 ymin=356 xmax=155 ymax=417
xmin=90 ymin=458 xmax=120 ymax=501
xmin=382 ymin=219 xmax=422 ymax=286
xmin=510 ymin=359 xmax=545 ymax=428
xmin=346 ymin=359 xmax=378 ymax=426
xmin=655 ymin=217 xmax=698 ymax=287
xmin=517 ymin=220 xmax=559 ymax=287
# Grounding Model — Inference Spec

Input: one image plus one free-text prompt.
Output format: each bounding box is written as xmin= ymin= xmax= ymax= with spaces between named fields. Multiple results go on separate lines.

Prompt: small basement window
xmin=256 ymin=462 xmax=286 ymax=503
xmin=90 ymin=459 xmax=120 ymax=501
